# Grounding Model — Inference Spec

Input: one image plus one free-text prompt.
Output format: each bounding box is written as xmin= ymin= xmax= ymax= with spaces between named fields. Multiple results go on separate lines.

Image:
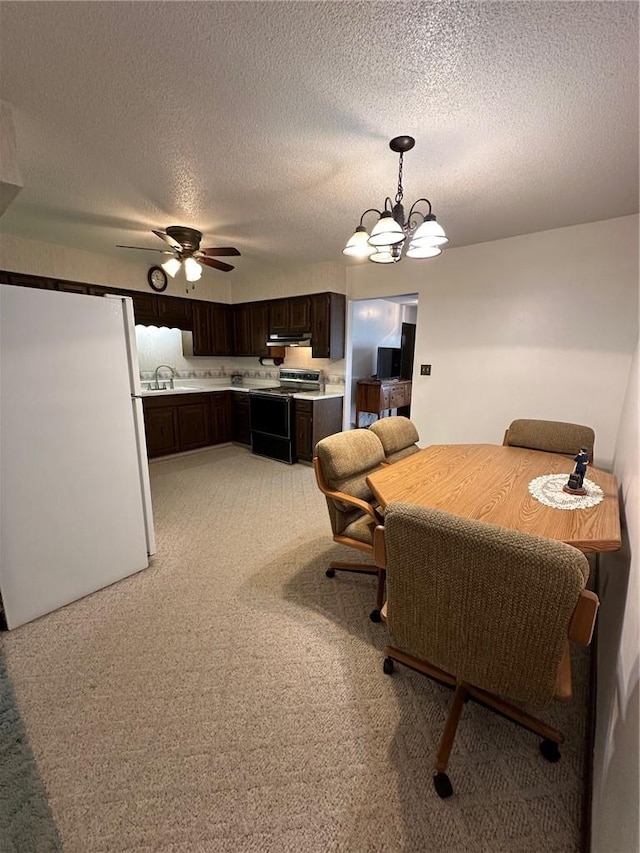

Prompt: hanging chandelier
xmin=343 ymin=136 xmax=448 ymax=264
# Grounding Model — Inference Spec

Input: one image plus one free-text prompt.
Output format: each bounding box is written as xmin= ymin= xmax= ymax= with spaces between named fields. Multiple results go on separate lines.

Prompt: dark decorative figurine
xmin=563 ymin=446 xmax=590 ymax=495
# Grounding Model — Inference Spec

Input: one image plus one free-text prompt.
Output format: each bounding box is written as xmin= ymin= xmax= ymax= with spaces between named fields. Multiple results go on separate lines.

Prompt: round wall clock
xmin=147 ymin=265 xmax=168 ymax=292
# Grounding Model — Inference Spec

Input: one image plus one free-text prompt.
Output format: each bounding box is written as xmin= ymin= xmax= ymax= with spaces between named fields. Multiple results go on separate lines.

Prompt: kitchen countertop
xmin=140 ymin=384 xmax=344 ymax=401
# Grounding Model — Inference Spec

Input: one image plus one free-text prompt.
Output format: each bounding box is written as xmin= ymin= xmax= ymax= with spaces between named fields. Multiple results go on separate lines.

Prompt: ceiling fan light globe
xmin=184 ymin=257 xmax=202 ymax=282
xmin=161 ymin=257 xmax=181 ymax=278
xmin=368 ymin=214 xmax=405 ymax=247
xmin=343 ymin=228 xmax=375 ymax=257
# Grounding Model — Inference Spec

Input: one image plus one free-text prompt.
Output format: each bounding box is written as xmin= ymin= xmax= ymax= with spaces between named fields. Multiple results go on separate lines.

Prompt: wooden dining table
xmin=366 ymin=443 xmax=621 ymax=554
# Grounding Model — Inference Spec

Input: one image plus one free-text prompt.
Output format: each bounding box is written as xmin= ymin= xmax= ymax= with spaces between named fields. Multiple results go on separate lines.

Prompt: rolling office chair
xmin=503 ymin=418 xmax=595 ymax=460
xmin=314 ymin=429 xmax=386 ymax=622
xmin=373 ymin=502 xmax=598 ymax=798
xmin=369 ymin=416 xmax=421 ymax=464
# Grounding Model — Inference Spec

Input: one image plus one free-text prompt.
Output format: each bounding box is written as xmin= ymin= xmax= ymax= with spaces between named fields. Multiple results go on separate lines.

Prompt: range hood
xmin=267 ymin=332 xmax=312 ymax=347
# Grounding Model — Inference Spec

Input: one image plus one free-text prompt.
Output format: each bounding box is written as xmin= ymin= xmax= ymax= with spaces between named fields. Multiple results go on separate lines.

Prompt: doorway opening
xmin=344 ymin=294 xmax=418 ymax=430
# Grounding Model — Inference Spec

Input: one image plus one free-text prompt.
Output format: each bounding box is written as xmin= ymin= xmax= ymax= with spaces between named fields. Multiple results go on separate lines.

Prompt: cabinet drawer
xmin=295 ymin=400 xmax=313 ymax=414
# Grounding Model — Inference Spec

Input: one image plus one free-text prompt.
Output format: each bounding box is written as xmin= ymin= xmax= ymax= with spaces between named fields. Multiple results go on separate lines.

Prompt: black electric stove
xmin=249 ymin=368 xmax=323 ymax=463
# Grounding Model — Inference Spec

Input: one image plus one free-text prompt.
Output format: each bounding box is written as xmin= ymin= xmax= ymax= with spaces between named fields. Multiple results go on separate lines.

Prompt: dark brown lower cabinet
xmin=143 ymin=392 xmax=233 ymax=458
xmin=177 ymin=401 xmax=211 ymax=451
xmin=231 ymin=391 xmax=251 ymax=445
xmin=144 ymin=406 xmax=180 ymax=457
xmin=294 ymin=397 xmax=343 ymax=462
xmin=210 ymin=392 xmax=232 ymax=444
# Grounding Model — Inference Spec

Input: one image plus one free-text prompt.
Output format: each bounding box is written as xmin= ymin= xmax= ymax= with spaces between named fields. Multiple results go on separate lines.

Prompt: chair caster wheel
xmin=433 ymin=772 xmax=453 ymax=799
xmin=383 ymin=657 xmax=394 ymax=675
xmin=540 ymin=739 xmax=561 ymax=763
xmin=326 ymin=568 xmax=336 ymax=578
xmin=370 ymin=608 xmax=382 ymax=622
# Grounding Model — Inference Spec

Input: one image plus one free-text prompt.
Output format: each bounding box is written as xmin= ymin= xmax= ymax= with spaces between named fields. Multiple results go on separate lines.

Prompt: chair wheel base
xmin=370 ymin=608 xmax=382 ymax=623
xmin=540 ymin=738 xmax=561 ymax=763
xmin=433 ymin=772 xmax=453 ymax=799
xmin=325 ymin=568 xmax=336 ymax=578
xmin=383 ymin=657 xmax=394 ymax=675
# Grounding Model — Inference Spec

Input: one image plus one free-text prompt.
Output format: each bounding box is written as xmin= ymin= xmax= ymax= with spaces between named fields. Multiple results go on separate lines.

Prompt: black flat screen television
xmin=377 ymin=347 xmax=402 ymax=380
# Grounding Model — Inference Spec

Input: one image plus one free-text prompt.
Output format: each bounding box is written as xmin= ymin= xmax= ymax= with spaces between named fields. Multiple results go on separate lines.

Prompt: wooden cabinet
xmin=311 ymin=292 xmax=345 ymax=359
xmin=210 ymin=304 xmax=234 ymax=355
xmin=129 ymin=292 xmax=159 ymax=325
xmin=294 ymin=397 xmax=343 ymax=462
xmin=249 ymin=301 xmax=270 ymax=357
xmin=290 ymin=296 xmax=311 ymax=333
xmin=157 ymin=295 xmax=192 ymax=330
xmin=192 ymin=301 xmax=212 ymax=355
xmin=233 ymin=304 xmax=252 ymax=356
xmin=56 ymin=281 xmax=89 ymax=294
xmin=143 ymin=392 xmax=235 ymax=457
xmin=355 ymin=379 xmax=412 ymax=427
xmin=269 ymin=299 xmax=289 ymax=333
xmin=4 ymin=271 xmax=56 ymax=289
xmin=144 ymin=406 xmax=180 ymax=458
xmin=192 ymin=302 xmax=234 ymax=356
xmin=177 ymin=400 xmax=211 ymax=450
xmin=231 ymin=391 xmax=251 ymax=445
xmin=269 ymin=296 xmax=311 ymax=334
xmin=210 ymin=391 xmax=232 ymax=444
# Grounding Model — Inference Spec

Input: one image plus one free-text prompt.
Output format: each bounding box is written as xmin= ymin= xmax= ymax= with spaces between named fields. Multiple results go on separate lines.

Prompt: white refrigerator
xmin=0 ymin=284 xmax=156 ymax=629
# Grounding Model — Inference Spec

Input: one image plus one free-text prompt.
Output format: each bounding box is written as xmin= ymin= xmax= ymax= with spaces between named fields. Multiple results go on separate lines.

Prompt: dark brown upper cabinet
xmin=269 ymin=296 xmax=310 ymax=335
xmin=289 ymin=296 xmax=311 ymax=333
xmin=192 ymin=301 xmax=234 ymax=356
xmin=233 ymin=304 xmax=252 ymax=356
xmin=157 ymin=295 xmax=192 ymax=331
xmin=249 ymin=301 xmax=270 ymax=358
xmin=311 ymin=292 xmax=345 ymax=359
xmin=210 ymin=303 xmax=234 ymax=355
xmin=4 ymin=271 xmax=56 ymax=289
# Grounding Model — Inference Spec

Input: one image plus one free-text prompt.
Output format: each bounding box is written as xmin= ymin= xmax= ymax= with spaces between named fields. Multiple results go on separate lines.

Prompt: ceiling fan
xmin=117 ymin=226 xmax=241 ymax=284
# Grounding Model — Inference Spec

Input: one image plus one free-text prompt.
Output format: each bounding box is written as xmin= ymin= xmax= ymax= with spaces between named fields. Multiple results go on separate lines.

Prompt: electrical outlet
xmin=420 ymin=364 xmax=431 ymax=376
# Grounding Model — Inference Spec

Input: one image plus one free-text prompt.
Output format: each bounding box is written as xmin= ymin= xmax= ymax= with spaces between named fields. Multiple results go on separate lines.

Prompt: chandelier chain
xmin=395 ymin=152 xmax=404 ymax=205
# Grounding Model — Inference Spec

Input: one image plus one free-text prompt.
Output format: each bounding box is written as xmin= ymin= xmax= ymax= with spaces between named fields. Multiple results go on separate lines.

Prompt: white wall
xmin=230 ymin=260 xmax=346 ymax=303
xmin=348 ymin=215 xmax=639 ymax=469
xmin=592 ymin=341 xmax=639 ymax=853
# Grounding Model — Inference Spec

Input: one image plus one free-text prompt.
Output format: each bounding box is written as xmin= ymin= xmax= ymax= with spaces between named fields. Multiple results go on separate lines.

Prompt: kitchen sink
xmin=142 ymin=386 xmax=206 ymax=394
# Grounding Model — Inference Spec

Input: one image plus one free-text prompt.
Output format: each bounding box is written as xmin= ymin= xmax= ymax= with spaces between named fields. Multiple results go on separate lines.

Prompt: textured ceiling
xmin=0 ymin=1 xmax=638 ymax=283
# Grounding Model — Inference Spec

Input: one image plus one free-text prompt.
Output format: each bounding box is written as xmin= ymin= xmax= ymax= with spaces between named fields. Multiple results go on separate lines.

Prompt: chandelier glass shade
xmin=343 ymin=136 xmax=448 ymax=264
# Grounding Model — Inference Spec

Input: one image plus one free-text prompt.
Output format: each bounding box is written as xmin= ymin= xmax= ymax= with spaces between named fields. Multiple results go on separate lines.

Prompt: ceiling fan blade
xmin=199 ymin=247 xmax=241 ymax=257
xmin=200 ymin=257 xmax=235 ymax=272
xmin=152 ymin=229 xmax=182 ymax=251
xmin=116 ymin=245 xmax=171 ymax=253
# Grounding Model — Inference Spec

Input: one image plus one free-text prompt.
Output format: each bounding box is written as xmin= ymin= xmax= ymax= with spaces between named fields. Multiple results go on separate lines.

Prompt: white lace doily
xmin=528 ymin=474 xmax=604 ymax=510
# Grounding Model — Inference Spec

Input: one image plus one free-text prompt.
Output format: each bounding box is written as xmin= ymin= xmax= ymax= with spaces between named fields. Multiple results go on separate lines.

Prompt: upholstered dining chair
xmin=314 ymin=429 xmax=386 ymax=622
xmin=503 ymin=418 xmax=595 ymax=460
xmin=369 ymin=416 xmax=421 ymax=464
xmin=373 ymin=502 xmax=598 ymax=799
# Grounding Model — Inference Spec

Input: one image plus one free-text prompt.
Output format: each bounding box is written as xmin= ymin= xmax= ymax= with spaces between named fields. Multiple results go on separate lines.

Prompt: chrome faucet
xmin=153 ymin=364 xmax=176 ymax=390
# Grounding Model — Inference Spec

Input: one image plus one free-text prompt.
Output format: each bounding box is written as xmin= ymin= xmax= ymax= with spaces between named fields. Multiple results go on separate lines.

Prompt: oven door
xmin=249 ymin=393 xmax=295 ymax=463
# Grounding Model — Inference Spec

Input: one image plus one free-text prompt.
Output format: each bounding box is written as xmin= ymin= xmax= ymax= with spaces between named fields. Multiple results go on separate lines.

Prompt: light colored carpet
xmin=1 ymin=445 xmax=587 ymax=852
